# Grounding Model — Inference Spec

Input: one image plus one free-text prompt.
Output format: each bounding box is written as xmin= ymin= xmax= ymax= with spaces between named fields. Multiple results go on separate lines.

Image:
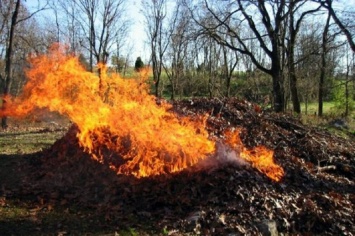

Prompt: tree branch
xmin=320 ymin=0 xmax=355 ymax=52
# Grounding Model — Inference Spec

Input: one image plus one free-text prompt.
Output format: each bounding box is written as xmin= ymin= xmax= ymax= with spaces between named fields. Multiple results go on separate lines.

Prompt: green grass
xmin=300 ymin=101 xmax=335 ymax=115
xmin=298 ymin=101 xmax=355 ymax=139
xmin=300 ymin=101 xmax=354 ymax=119
xmin=0 ymin=129 xmax=66 ymax=155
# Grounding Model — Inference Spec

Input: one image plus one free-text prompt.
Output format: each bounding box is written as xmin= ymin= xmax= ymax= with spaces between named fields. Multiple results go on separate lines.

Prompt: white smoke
xmin=195 ymin=141 xmax=249 ymax=171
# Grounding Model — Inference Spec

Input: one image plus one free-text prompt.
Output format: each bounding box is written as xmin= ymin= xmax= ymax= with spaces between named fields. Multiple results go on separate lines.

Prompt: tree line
xmin=0 ymin=0 xmax=354 ymax=128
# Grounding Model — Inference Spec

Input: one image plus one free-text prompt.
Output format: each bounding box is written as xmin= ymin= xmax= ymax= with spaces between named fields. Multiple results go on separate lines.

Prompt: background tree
xmin=296 ymin=25 xmax=322 ymax=114
xmin=162 ymin=1 xmax=191 ymax=100
xmin=134 ymin=56 xmax=144 ymax=72
xmin=317 ymin=0 xmax=355 ymax=116
xmin=343 ymin=47 xmax=354 ymax=116
xmin=112 ymin=33 xmax=131 ymax=75
xmin=221 ymin=43 xmax=239 ymax=98
xmin=319 ymin=0 xmax=355 ymax=52
xmin=143 ymin=0 xmax=171 ymax=97
xmin=52 ymin=0 xmax=129 ymax=77
xmin=112 ymin=55 xmax=127 ymax=73
xmin=188 ymin=0 xmax=293 ymax=112
xmin=318 ymin=11 xmax=332 ymax=117
xmin=286 ymin=0 xmax=321 ymax=114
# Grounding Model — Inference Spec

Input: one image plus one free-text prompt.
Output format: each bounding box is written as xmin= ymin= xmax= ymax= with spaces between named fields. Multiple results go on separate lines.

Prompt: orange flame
xmin=1 ymin=44 xmax=284 ymax=181
xmin=225 ymin=129 xmax=284 ymax=181
xmin=0 ymin=45 xmax=215 ymax=177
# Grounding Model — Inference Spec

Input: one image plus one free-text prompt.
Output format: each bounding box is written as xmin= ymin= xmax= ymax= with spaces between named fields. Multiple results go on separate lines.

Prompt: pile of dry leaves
xmin=16 ymin=98 xmax=355 ymax=235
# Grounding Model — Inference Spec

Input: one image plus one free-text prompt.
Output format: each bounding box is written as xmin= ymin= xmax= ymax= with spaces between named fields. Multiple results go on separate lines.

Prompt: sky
xmin=122 ymin=0 xmax=148 ymax=62
xmin=24 ymin=0 xmax=149 ymax=64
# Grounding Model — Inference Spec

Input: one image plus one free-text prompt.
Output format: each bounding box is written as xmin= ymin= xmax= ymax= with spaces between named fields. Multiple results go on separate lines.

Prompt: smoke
xmin=195 ymin=141 xmax=249 ymax=171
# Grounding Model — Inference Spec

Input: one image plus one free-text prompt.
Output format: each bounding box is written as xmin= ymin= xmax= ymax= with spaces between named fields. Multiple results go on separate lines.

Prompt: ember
xmin=0 ymin=44 xmax=283 ymax=181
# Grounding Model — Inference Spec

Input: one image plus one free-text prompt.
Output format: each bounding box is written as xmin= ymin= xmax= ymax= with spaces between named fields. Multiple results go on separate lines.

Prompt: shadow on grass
xmin=0 ymin=206 xmax=121 ymax=235
xmin=0 ymin=153 xmax=154 ymax=235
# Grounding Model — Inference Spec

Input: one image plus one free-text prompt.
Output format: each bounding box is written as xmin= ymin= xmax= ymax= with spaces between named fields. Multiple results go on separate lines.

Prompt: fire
xmin=1 ymin=45 xmax=215 ymax=177
xmin=0 ymin=44 xmax=284 ymax=181
xmin=225 ymin=129 xmax=284 ymax=182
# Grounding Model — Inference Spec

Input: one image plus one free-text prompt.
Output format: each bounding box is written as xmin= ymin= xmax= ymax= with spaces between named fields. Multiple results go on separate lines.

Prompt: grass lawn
xmin=300 ymin=101 xmax=335 ymax=115
xmin=298 ymin=101 xmax=355 ymax=138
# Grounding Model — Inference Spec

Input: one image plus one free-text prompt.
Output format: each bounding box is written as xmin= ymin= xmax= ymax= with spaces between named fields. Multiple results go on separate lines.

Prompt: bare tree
xmin=220 ymin=37 xmax=239 ymax=97
xmin=53 ymin=0 xmax=129 ymax=76
xmin=203 ymin=36 xmax=222 ymax=98
xmin=188 ymin=0 xmax=292 ymax=112
xmin=143 ymin=0 xmax=171 ymax=97
xmin=318 ymin=0 xmax=355 ymax=52
xmin=163 ymin=3 xmax=190 ymax=100
xmin=296 ymin=24 xmax=322 ymax=114
xmin=187 ymin=0 xmax=330 ymax=112
xmin=287 ymin=0 xmax=321 ymax=114
xmin=343 ymin=48 xmax=354 ymax=116
xmin=318 ymin=11 xmax=332 ymax=117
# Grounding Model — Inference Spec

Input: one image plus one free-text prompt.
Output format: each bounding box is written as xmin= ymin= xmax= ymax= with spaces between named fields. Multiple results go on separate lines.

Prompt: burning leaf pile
xmin=1 ymin=47 xmax=354 ymax=235
xmin=1 ymin=45 xmax=216 ymax=178
xmin=1 ymin=45 xmax=283 ymax=180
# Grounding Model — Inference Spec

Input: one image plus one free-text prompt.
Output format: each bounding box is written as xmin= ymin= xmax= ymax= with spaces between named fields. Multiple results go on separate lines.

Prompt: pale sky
xmin=125 ymin=0 xmax=148 ymax=62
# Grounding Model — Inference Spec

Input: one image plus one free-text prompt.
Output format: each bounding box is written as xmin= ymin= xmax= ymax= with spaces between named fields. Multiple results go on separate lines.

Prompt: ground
xmin=0 ymin=98 xmax=354 ymax=235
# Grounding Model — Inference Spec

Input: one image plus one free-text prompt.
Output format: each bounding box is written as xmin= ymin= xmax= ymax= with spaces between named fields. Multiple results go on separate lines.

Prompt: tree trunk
xmin=208 ymin=72 xmax=213 ymax=99
xmin=305 ymin=94 xmax=308 ymax=115
xmin=288 ymin=8 xmax=301 ymax=114
xmin=272 ymin=73 xmax=284 ymax=113
xmin=170 ymin=66 xmax=175 ymax=100
xmin=288 ymin=38 xmax=301 ymax=113
xmin=208 ymin=40 xmax=213 ymax=99
xmin=98 ymin=67 xmax=103 ymax=96
xmin=226 ymin=75 xmax=231 ymax=98
xmin=318 ymin=12 xmax=331 ymax=117
xmin=1 ymin=0 xmax=20 ymax=129
xmin=345 ymin=66 xmax=349 ymax=117
xmin=289 ymin=72 xmax=301 ymax=113
xmin=271 ymin=57 xmax=284 ymax=113
xmin=89 ymin=21 xmax=94 ymax=72
xmin=318 ymin=53 xmax=325 ymax=117
xmin=154 ymin=68 xmax=161 ymax=98
xmin=170 ymin=81 xmax=175 ymax=100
